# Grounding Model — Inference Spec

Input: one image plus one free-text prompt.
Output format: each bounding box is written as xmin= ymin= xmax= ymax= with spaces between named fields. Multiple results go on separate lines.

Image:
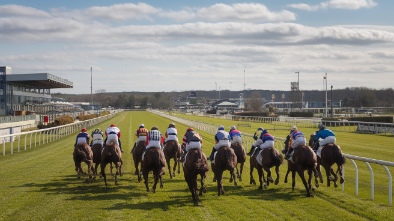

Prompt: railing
xmin=1 ymin=112 xmax=120 ymax=156
xmin=150 ymin=110 xmax=393 ymax=206
xmin=0 ymin=115 xmax=36 ymax=124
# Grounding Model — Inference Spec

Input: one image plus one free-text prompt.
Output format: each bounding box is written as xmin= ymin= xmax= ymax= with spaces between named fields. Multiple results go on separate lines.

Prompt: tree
xmin=245 ymin=92 xmax=263 ymax=112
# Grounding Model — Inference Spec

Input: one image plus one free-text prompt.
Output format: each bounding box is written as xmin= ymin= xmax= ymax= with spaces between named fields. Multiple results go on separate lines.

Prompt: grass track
xmin=0 ymin=111 xmax=393 ymax=221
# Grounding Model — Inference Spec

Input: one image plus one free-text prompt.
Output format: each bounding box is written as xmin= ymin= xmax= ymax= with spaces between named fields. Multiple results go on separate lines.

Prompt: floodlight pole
xmin=91 ymin=67 xmax=93 ymax=110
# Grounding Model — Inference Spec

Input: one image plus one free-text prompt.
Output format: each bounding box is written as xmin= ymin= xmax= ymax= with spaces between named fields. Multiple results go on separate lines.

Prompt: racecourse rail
xmin=149 ymin=110 xmax=393 ymax=206
xmin=0 ymin=111 xmax=120 ymax=156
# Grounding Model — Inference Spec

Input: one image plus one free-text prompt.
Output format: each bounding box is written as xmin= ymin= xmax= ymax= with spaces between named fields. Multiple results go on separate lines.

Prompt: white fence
xmin=150 ymin=110 xmax=393 ymax=206
xmin=1 ymin=112 xmax=120 ymax=156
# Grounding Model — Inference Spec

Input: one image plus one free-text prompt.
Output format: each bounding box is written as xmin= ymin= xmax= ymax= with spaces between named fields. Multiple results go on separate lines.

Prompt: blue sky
xmin=0 ymin=0 xmax=393 ymax=94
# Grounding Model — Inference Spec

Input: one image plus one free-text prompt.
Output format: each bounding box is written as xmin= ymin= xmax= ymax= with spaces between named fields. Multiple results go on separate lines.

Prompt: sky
xmin=1 ymin=0 xmax=393 ymax=94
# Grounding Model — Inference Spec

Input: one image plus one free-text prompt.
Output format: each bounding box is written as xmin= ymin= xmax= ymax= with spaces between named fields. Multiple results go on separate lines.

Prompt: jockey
xmin=282 ymin=126 xmax=297 ymax=154
xmin=284 ymin=127 xmax=306 ymax=160
xmin=131 ymin=124 xmax=149 ymax=154
xmin=164 ymin=122 xmax=179 ymax=145
xmin=90 ymin=128 xmax=104 ymax=148
xmin=252 ymin=129 xmax=275 ymax=158
xmin=229 ymin=125 xmax=242 ymax=145
xmin=207 ymin=126 xmax=230 ymax=161
xmin=247 ymin=127 xmax=264 ymax=156
xmin=313 ymin=124 xmax=336 ymax=158
xmin=105 ymin=124 xmax=123 ymax=153
xmin=75 ymin=128 xmax=90 ymax=146
xmin=181 ymin=127 xmax=203 ymax=162
xmin=145 ymin=126 xmax=165 ymax=150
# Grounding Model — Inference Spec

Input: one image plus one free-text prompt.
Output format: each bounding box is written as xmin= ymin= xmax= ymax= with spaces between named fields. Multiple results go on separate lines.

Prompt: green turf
xmin=0 ymin=111 xmax=393 ymax=221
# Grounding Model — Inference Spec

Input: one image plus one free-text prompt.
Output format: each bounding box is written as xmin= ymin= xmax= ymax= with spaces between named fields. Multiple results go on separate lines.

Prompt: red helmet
xmin=110 ymin=124 xmax=115 ymax=127
xmin=81 ymin=128 xmax=87 ymax=132
xmin=187 ymin=128 xmax=194 ymax=132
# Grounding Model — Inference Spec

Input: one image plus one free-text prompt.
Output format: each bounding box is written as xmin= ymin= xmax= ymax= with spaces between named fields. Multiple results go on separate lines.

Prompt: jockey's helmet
xmin=81 ymin=128 xmax=87 ymax=132
xmin=169 ymin=123 xmax=175 ymax=128
xmin=187 ymin=128 xmax=194 ymax=132
xmin=139 ymin=124 xmax=144 ymax=128
xmin=218 ymin=126 xmax=224 ymax=130
xmin=110 ymin=124 xmax=115 ymax=127
xmin=230 ymin=125 xmax=236 ymax=130
xmin=151 ymin=126 xmax=159 ymax=130
xmin=291 ymin=126 xmax=297 ymax=131
xmin=318 ymin=124 xmax=326 ymax=130
xmin=258 ymin=127 xmax=263 ymax=131
xmin=262 ymin=129 xmax=268 ymax=134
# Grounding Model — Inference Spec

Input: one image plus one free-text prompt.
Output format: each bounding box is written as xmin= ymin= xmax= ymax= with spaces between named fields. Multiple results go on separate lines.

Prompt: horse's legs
xmin=249 ymin=161 xmax=256 ymax=185
xmin=199 ymin=172 xmax=207 ymax=196
xmin=323 ymin=164 xmax=332 ymax=187
xmin=284 ymin=164 xmax=290 ymax=183
xmin=231 ymin=169 xmax=238 ymax=187
xmin=177 ymin=154 xmax=181 ymax=174
xmin=297 ymin=167 xmax=312 ymax=197
xmin=100 ymin=163 xmax=108 ymax=188
xmin=317 ymin=158 xmax=323 ymax=183
xmin=257 ymin=167 xmax=264 ymax=189
xmin=337 ymin=164 xmax=345 ymax=184
xmin=172 ymin=157 xmax=177 ymax=177
xmin=75 ymin=161 xmax=82 ymax=179
xmin=239 ymin=162 xmax=244 ymax=181
xmin=274 ymin=165 xmax=280 ymax=185
xmin=216 ymin=171 xmax=224 ymax=196
xmin=143 ymin=170 xmax=150 ymax=192
xmin=264 ymin=167 xmax=274 ymax=185
xmin=166 ymin=158 xmax=173 ymax=179
xmin=291 ymin=170 xmax=296 ymax=191
xmin=307 ymin=169 xmax=313 ymax=191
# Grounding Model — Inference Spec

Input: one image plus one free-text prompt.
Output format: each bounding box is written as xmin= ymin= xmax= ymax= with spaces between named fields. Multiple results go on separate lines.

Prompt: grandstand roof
xmin=6 ymin=73 xmax=73 ymax=89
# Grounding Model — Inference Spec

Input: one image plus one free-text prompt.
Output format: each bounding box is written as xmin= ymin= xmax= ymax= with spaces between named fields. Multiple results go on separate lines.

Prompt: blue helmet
xmin=258 ymin=127 xmax=263 ymax=131
xmin=218 ymin=126 xmax=224 ymax=130
xmin=318 ymin=123 xmax=326 ymax=131
xmin=262 ymin=129 xmax=268 ymax=134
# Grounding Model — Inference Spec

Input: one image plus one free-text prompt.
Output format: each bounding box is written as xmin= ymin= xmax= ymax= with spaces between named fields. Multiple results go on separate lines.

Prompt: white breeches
xmin=146 ymin=140 xmax=161 ymax=149
xmin=106 ymin=134 xmax=119 ymax=146
xmin=165 ymin=135 xmax=178 ymax=142
xmin=253 ymin=139 xmax=263 ymax=147
xmin=317 ymin=136 xmax=336 ymax=157
xmin=291 ymin=137 xmax=306 ymax=149
xmin=77 ymin=137 xmax=88 ymax=145
xmin=92 ymin=139 xmax=103 ymax=146
xmin=186 ymin=141 xmax=202 ymax=151
xmin=136 ymin=136 xmax=146 ymax=143
xmin=231 ymin=136 xmax=242 ymax=144
xmin=259 ymin=140 xmax=274 ymax=150
xmin=214 ymin=140 xmax=230 ymax=150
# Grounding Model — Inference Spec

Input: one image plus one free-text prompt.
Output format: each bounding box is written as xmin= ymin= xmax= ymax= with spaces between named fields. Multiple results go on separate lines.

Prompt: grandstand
xmin=0 ymin=66 xmax=73 ymax=116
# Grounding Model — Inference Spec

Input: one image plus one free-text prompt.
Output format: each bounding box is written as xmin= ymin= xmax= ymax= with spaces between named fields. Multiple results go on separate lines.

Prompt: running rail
xmin=150 ymin=110 xmax=393 ymax=206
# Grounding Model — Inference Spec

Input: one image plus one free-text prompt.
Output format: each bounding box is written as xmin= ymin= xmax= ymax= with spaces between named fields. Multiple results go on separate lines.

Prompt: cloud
xmin=160 ymin=3 xmax=296 ymax=22
xmin=288 ymin=0 xmax=377 ymax=11
xmin=0 ymin=4 xmax=51 ymax=18
xmin=85 ymin=3 xmax=160 ymax=21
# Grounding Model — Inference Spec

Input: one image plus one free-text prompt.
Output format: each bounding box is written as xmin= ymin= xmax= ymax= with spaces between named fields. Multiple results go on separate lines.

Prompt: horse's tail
xmin=74 ymin=145 xmax=87 ymax=162
xmin=225 ymin=148 xmax=237 ymax=169
xmin=271 ymin=148 xmax=283 ymax=166
xmin=334 ymin=144 xmax=346 ymax=165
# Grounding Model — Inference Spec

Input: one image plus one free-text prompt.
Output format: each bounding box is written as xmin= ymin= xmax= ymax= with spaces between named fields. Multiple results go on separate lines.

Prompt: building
xmin=0 ymin=66 xmax=73 ymax=115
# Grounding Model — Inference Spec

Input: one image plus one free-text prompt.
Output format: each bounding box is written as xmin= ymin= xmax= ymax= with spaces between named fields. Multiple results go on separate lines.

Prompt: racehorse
xmin=290 ymin=145 xmax=320 ymax=197
xmin=183 ymin=149 xmax=209 ymax=206
xmin=132 ymin=141 xmax=146 ymax=182
xmin=230 ymin=142 xmax=246 ymax=181
xmin=163 ymin=140 xmax=182 ymax=178
xmin=73 ymin=143 xmax=94 ymax=180
xmin=91 ymin=143 xmax=103 ymax=178
xmin=211 ymin=145 xmax=238 ymax=196
xmin=309 ymin=134 xmax=346 ymax=188
xmin=100 ymin=142 xmax=122 ymax=188
xmin=142 ymin=147 xmax=166 ymax=193
xmin=249 ymin=147 xmax=283 ymax=189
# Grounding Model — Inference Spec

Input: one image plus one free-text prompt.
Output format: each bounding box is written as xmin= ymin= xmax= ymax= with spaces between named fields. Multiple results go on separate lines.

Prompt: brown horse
xmin=230 ymin=142 xmax=246 ymax=181
xmin=290 ymin=145 xmax=320 ymax=197
xmin=309 ymin=134 xmax=346 ymax=188
xmin=163 ymin=140 xmax=182 ymax=178
xmin=132 ymin=141 xmax=146 ymax=182
xmin=183 ymin=149 xmax=209 ymax=206
xmin=249 ymin=147 xmax=283 ymax=189
xmin=142 ymin=147 xmax=166 ymax=193
xmin=211 ymin=145 xmax=238 ymax=196
xmin=91 ymin=143 xmax=103 ymax=178
xmin=100 ymin=142 xmax=122 ymax=188
xmin=73 ymin=143 xmax=94 ymax=180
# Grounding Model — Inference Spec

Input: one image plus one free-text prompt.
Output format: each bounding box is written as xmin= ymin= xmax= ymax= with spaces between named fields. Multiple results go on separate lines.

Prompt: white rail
xmin=150 ymin=110 xmax=393 ymax=206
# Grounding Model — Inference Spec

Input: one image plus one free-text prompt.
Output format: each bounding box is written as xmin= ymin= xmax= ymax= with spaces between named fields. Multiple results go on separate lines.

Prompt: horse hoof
xmin=274 ymin=180 xmax=279 ymax=185
xmin=334 ymin=183 xmax=338 ymax=188
xmin=329 ymin=176 xmax=335 ymax=181
xmin=340 ymin=178 xmax=344 ymax=184
xmin=239 ymin=177 xmax=242 ymax=182
xmin=229 ymin=178 xmax=233 ymax=183
xmin=263 ymin=184 xmax=267 ymax=189
xmin=160 ymin=185 xmax=163 ymax=189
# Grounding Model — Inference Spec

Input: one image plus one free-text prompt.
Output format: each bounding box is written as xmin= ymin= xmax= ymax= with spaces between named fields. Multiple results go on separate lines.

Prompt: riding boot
xmin=313 ymin=142 xmax=319 ymax=152
xmin=252 ymin=147 xmax=261 ymax=158
xmin=207 ymin=147 xmax=216 ymax=161
xmin=181 ymin=150 xmax=187 ymax=162
xmin=131 ymin=142 xmax=136 ymax=154
xmin=118 ymin=139 xmax=123 ymax=153
xmin=247 ymin=145 xmax=256 ymax=156
xmin=285 ymin=148 xmax=294 ymax=160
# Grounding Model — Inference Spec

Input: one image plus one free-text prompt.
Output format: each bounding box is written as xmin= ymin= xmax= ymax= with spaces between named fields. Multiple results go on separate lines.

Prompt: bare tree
xmin=245 ymin=92 xmax=263 ymax=112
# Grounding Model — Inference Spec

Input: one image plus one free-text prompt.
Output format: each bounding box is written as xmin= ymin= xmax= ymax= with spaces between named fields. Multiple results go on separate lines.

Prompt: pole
xmin=325 ymin=73 xmax=328 ymax=117
xmin=230 ymin=82 xmax=232 ymax=100
xmin=215 ymin=82 xmax=217 ymax=99
xmin=243 ymin=70 xmax=246 ymax=91
xmin=331 ymin=85 xmax=333 ymax=117
xmin=90 ymin=67 xmax=93 ymax=110
xmin=219 ymin=86 xmax=221 ymax=100
xmin=295 ymin=71 xmax=300 ymax=109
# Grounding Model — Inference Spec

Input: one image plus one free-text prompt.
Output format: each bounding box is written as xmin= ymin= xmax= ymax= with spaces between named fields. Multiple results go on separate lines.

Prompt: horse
xmin=73 ymin=143 xmax=94 ymax=180
xmin=230 ymin=142 xmax=246 ymax=181
xmin=211 ymin=145 xmax=238 ymax=196
xmin=142 ymin=147 xmax=166 ymax=193
xmin=91 ymin=143 xmax=103 ymax=178
xmin=289 ymin=145 xmax=320 ymax=197
xmin=309 ymin=134 xmax=346 ymax=188
xmin=183 ymin=149 xmax=209 ymax=206
xmin=249 ymin=147 xmax=283 ymax=189
xmin=132 ymin=141 xmax=146 ymax=182
xmin=163 ymin=140 xmax=182 ymax=178
xmin=100 ymin=142 xmax=122 ymax=188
